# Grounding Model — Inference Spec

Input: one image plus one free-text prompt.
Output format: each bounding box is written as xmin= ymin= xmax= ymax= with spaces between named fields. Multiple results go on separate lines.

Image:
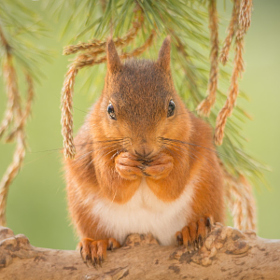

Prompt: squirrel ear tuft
xmin=107 ymin=38 xmax=121 ymax=73
xmin=157 ymin=36 xmax=171 ymax=72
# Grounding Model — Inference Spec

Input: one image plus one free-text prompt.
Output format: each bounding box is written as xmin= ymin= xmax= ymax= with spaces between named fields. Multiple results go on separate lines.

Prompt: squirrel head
xmin=92 ymin=37 xmax=192 ymax=160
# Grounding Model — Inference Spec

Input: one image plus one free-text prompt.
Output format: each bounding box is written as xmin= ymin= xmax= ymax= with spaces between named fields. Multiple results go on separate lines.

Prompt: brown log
xmin=0 ymin=224 xmax=279 ymax=280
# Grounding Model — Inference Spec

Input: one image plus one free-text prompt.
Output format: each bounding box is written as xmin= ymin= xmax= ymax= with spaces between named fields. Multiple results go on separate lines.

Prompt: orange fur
xmin=65 ymin=38 xmax=224 ymax=257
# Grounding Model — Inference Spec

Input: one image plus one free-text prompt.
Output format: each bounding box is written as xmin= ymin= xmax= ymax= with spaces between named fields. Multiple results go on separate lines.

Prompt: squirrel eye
xmin=167 ymin=99 xmax=175 ymax=117
xmin=107 ymin=103 xmax=116 ymax=120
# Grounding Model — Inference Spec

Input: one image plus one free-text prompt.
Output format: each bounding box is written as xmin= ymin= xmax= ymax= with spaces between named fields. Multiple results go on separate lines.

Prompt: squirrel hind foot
xmin=176 ymin=216 xmax=212 ymax=253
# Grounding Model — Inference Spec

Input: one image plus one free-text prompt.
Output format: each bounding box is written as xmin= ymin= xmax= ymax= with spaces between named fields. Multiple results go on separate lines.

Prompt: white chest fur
xmin=92 ymin=179 xmax=195 ymax=245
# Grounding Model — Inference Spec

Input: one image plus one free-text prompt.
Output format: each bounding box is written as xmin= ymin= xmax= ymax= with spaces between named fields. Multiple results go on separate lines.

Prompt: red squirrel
xmin=65 ymin=37 xmax=224 ymax=266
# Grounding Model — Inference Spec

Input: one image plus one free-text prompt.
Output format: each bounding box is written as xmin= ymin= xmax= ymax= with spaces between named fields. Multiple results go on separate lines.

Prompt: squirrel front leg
xmin=94 ymin=152 xmax=143 ymax=203
xmin=143 ymin=152 xmax=187 ymax=201
xmin=76 ymin=153 xmax=143 ymax=267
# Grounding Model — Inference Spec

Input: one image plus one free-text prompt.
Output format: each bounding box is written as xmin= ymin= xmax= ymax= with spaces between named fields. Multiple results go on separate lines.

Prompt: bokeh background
xmin=0 ymin=0 xmax=279 ymax=250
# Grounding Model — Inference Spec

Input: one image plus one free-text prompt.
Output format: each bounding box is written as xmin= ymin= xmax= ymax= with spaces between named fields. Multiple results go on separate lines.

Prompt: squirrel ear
xmin=107 ymin=38 xmax=121 ymax=73
xmin=157 ymin=36 xmax=171 ymax=72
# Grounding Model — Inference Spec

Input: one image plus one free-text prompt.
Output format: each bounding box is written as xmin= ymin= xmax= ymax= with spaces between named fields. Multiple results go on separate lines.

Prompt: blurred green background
xmin=0 ymin=0 xmax=279 ymax=250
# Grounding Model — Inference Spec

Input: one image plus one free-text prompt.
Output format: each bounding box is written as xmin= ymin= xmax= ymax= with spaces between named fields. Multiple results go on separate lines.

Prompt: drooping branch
xmin=196 ymin=0 xmax=219 ymax=117
xmin=0 ymin=26 xmax=34 ymax=226
xmin=214 ymin=0 xmax=253 ymax=145
xmin=0 ymin=224 xmax=279 ymax=279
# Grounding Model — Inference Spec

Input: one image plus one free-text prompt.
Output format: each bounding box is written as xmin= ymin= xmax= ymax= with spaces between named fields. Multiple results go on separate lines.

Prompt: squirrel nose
xmin=134 ymin=146 xmax=153 ymax=158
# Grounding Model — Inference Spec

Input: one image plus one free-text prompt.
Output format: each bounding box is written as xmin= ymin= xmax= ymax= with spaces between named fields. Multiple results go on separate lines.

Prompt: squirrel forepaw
xmin=143 ymin=152 xmax=173 ymax=180
xmin=79 ymin=237 xmax=120 ymax=267
xmin=176 ymin=217 xmax=212 ymax=253
xmin=115 ymin=152 xmax=143 ymax=180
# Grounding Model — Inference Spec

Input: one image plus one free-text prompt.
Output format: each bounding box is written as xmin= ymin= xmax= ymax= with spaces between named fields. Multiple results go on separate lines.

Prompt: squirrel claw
xmin=92 ymin=257 xmax=98 ymax=268
xmin=108 ymin=242 xmax=114 ymax=251
xmin=176 ymin=231 xmax=183 ymax=246
xmin=107 ymin=237 xmax=120 ymax=251
xmin=206 ymin=217 xmax=212 ymax=231
xmin=98 ymin=256 xmax=103 ymax=267
xmin=80 ymin=246 xmax=84 ymax=260
xmin=84 ymin=259 xmax=89 ymax=266
xmin=80 ymin=247 xmax=91 ymax=267
xmin=197 ymin=234 xmax=203 ymax=248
